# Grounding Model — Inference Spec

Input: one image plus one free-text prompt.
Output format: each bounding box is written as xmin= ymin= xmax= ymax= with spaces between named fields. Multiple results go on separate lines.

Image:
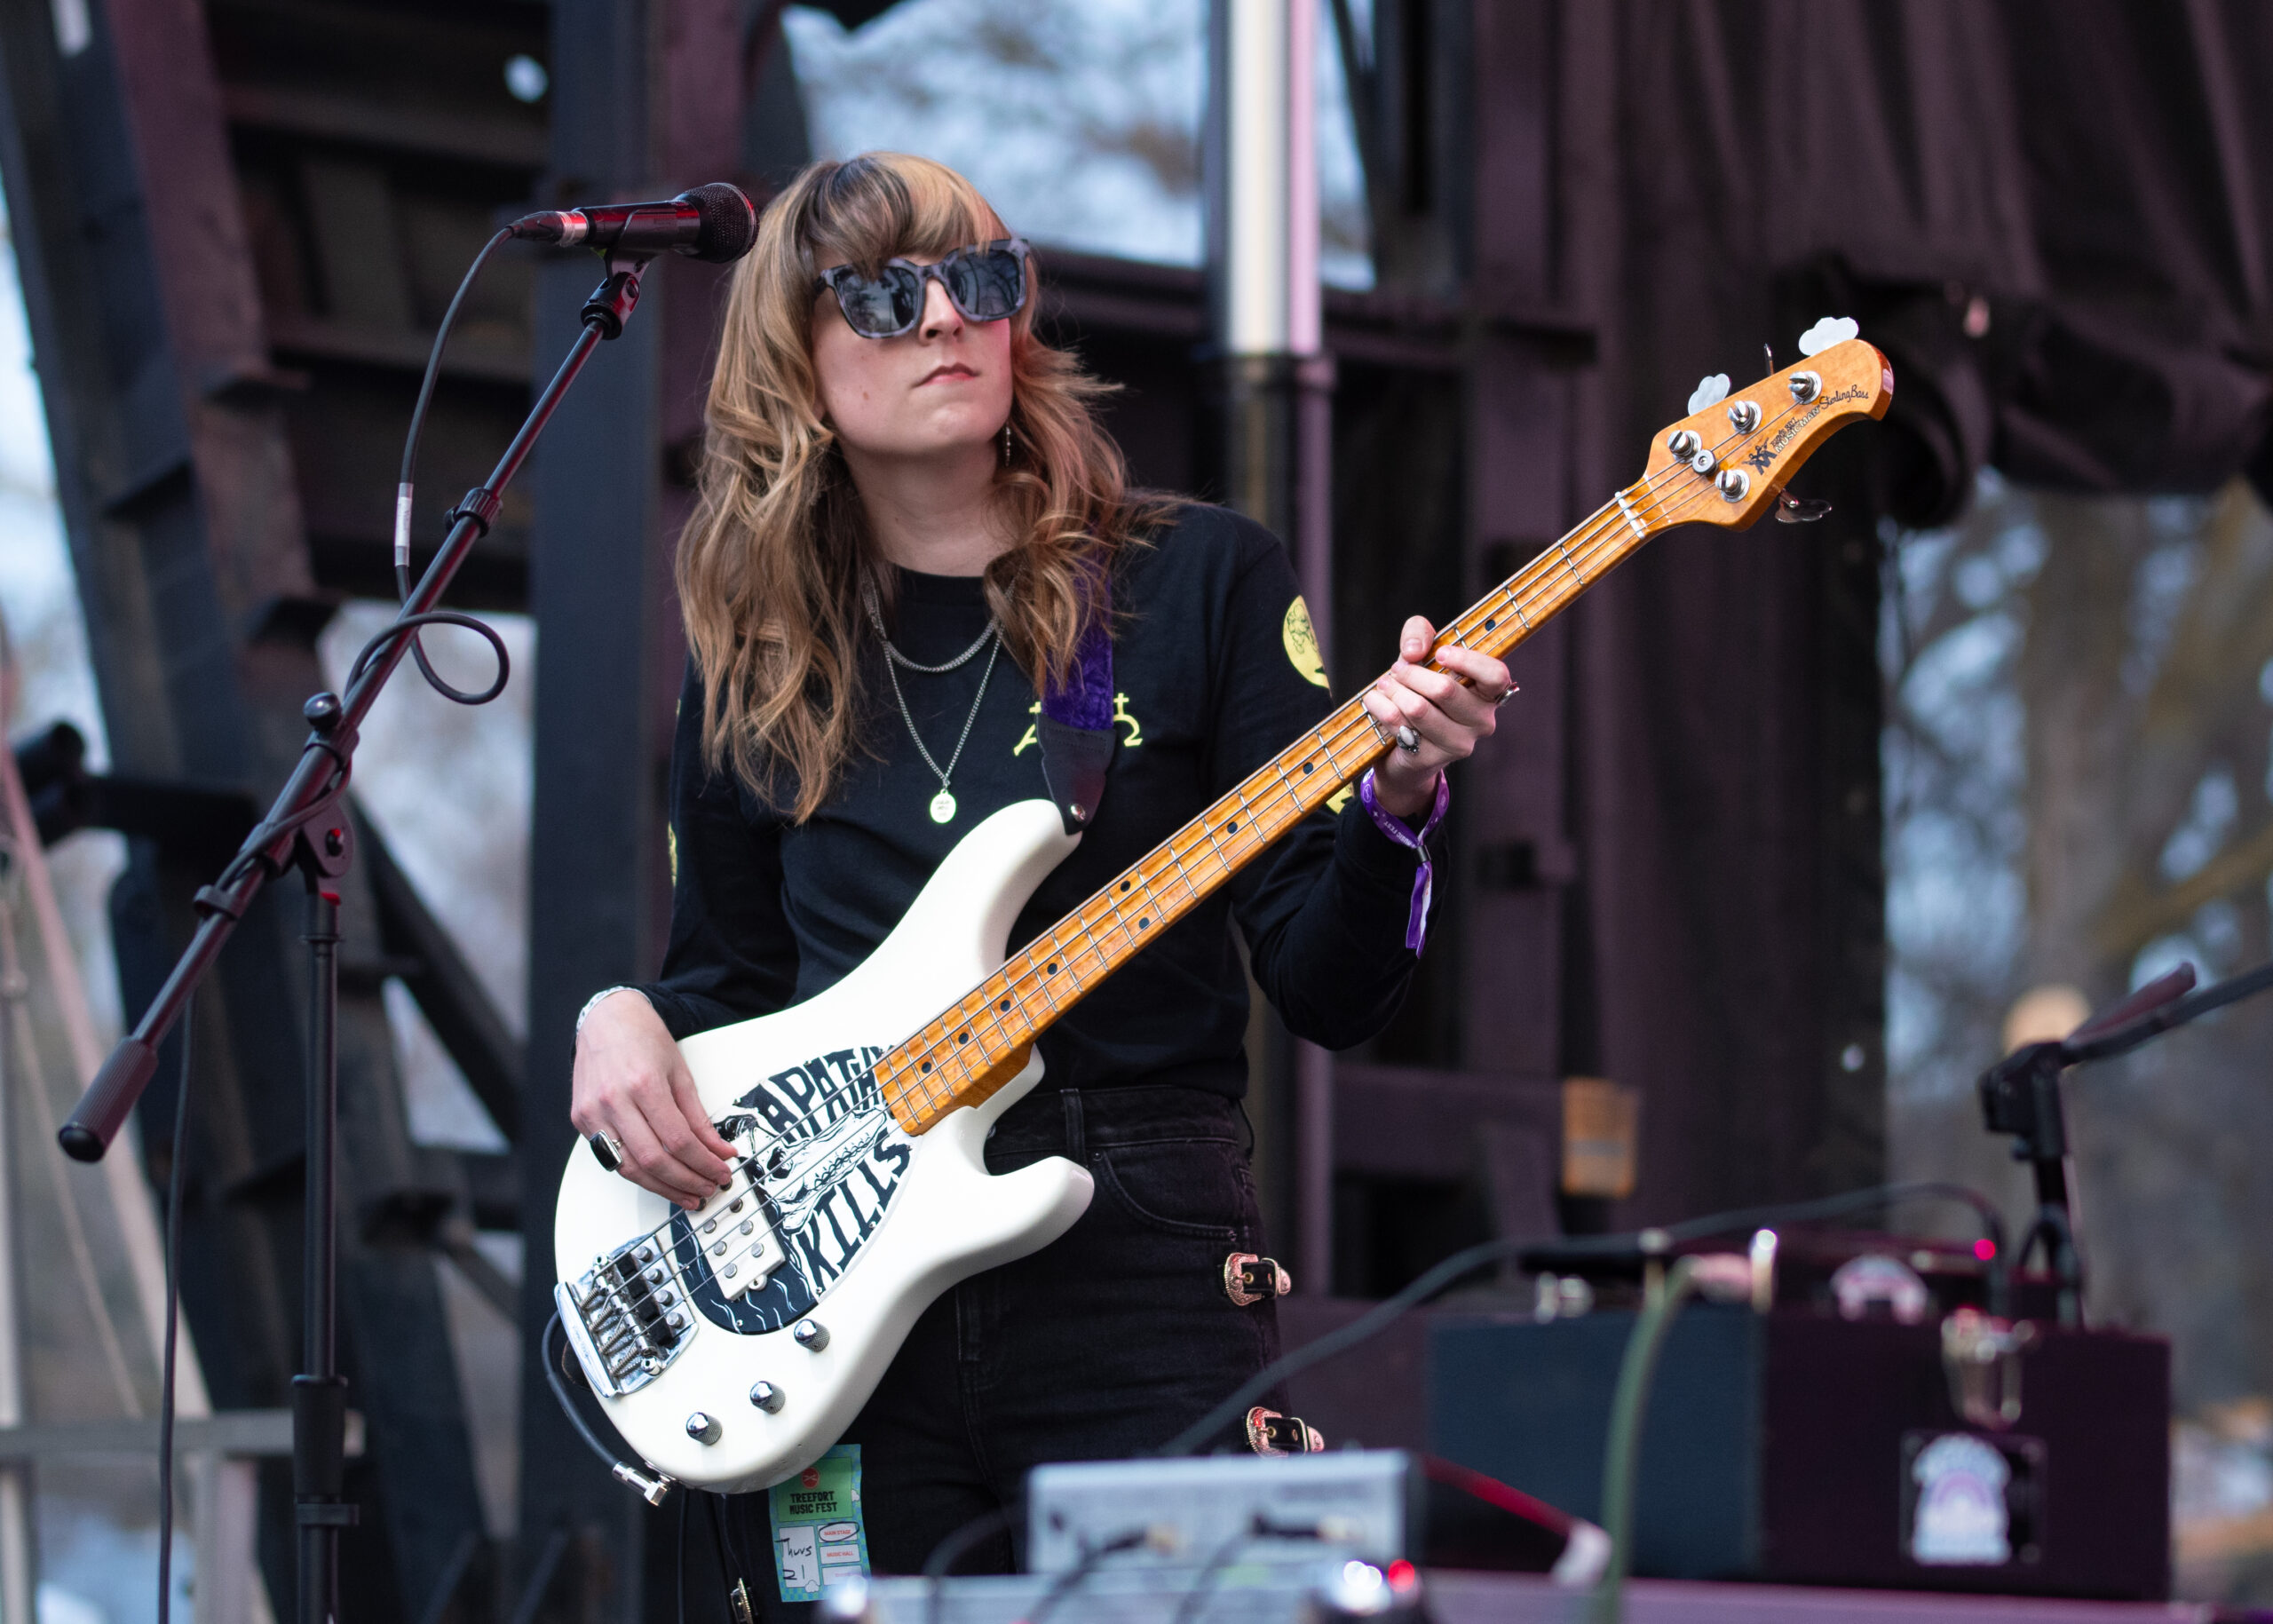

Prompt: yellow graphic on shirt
xmin=1327 ymin=784 xmax=1354 ymax=813
xmin=668 ymin=824 xmax=678 ymax=885
xmin=1014 ymin=693 xmax=1144 ymax=755
xmin=1282 ymin=597 xmax=1328 ymax=688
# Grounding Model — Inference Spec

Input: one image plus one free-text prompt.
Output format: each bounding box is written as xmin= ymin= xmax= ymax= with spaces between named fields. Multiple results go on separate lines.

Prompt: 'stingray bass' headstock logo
xmin=1744 ymin=384 xmax=1869 ymax=474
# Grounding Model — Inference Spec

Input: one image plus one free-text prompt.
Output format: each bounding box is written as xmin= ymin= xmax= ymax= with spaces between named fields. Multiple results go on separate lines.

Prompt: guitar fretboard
xmin=877 ymin=477 xmax=1671 ymax=1133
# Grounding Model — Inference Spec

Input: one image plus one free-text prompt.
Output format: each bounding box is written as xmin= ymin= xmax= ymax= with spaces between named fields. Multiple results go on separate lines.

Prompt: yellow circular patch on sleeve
xmin=1282 ymin=597 xmax=1329 ymax=688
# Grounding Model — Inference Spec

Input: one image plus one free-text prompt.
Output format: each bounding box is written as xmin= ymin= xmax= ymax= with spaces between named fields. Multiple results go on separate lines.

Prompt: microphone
xmin=511 ymin=182 xmax=757 ymax=264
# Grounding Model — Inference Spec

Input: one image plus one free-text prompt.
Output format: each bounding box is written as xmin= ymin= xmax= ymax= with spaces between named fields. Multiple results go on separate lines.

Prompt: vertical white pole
xmin=1221 ymin=0 xmax=1320 ymax=360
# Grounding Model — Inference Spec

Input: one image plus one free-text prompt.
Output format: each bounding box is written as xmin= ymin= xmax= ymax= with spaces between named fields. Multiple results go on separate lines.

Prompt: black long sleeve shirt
xmin=633 ymin=503 xmax=1425 ymax=1100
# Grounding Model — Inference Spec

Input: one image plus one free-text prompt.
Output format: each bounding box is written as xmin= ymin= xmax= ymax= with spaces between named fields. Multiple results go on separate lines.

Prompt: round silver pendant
xmin=929 ymin=788 xmax=957 ymax=824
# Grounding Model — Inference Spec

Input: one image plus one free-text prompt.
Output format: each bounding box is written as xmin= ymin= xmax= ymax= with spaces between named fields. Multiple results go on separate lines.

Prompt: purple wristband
xmin=1357 ymin=768 xmax=1451 ymax=953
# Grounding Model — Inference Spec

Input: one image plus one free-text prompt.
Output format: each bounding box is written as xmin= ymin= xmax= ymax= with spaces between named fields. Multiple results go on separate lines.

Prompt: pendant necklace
xmin=862 ymin=579 xmax=1002 ymax=824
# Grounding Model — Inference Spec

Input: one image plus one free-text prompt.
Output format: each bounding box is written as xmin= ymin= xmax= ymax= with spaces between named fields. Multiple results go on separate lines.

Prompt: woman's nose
xmin=918 ymin=275 xmax=962 ymax=339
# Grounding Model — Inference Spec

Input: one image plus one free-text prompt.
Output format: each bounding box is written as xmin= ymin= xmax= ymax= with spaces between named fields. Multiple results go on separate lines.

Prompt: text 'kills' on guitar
xmin=553 ymin=334 xmax=1895 ymax=1493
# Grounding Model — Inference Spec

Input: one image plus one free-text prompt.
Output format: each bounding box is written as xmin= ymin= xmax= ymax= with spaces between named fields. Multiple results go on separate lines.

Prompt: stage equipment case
xmin=1430 ymin=1306 xmax=2168 ymax=1599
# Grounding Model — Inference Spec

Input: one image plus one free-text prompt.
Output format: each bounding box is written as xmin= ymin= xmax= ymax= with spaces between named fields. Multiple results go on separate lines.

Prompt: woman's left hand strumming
xmin=1360 ymin=614 xmax=1517 ymax=820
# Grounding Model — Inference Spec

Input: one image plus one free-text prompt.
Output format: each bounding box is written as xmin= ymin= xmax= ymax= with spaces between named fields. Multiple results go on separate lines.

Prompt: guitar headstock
xmin=1639 ymin=333 xmax=1893 ymax=531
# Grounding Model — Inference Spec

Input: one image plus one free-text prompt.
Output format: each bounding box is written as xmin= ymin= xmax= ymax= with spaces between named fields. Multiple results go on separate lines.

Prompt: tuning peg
xmin=1774 ymin=495 xmax=1833 ymax=524
xmin=1796 ymin=316 xmax=1858 ymax=357
xmin=1687 ymin=373 xmax=1730 ymax=414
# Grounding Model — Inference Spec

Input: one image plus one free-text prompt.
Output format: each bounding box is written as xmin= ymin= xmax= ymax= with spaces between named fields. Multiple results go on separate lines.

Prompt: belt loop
xmin=1060 ymin=1089 xmax=1087 ymax=1160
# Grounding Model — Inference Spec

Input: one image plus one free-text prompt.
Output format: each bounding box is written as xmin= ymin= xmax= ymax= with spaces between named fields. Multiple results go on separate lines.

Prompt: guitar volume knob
xmin=749 ymin=1381 xmax=785 ymax=1414
xmin=793 ymin=1319 xmax=829 ymax=1351
xmin=685 ymin=1412 xmax=722 ymax=1445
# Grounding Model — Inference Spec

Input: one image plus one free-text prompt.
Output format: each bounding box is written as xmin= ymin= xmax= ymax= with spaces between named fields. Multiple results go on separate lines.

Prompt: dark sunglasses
xmin=815 ymin=238 xmax=1032 ymax=338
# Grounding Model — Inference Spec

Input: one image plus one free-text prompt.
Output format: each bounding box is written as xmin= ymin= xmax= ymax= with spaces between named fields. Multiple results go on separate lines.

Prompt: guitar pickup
xmin=695 ymin=1133 xmax=788 ymax=1301
xmin=1223 ymin=1252 xmax=1292 ymax=1306
xmin=1245 ymin=1406 xmax=1325 ymax=1455
xmin=704 ymin=1208 xmax=786 ymax=1300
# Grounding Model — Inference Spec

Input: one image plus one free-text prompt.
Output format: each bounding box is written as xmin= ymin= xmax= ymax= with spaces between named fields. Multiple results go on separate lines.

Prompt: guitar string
xmin=898 ymin=534 xmax=1620 ymax=1121
xmin=891 ymin=448 xmax=1807 ymax=1120
xmin=582 ymin=381 xmax=1845 ymax=1322
xmin=894 ymin=476 xmax=1698 ymax=1109
xmin=880 ymin=382 xmax=1840 ymax=1122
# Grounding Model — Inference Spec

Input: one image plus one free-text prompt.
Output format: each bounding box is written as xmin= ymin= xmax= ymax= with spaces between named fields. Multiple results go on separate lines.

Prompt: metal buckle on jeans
xmin=1245 ymin=1406 xmax=1325 ymax=1455
xmin=1224 ymin=1252 xmax=1292 ymax=1306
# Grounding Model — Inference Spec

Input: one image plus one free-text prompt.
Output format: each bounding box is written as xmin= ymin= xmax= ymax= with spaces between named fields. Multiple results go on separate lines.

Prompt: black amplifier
xmin=1428 ymin=1305 xmax=2168 ymax=1600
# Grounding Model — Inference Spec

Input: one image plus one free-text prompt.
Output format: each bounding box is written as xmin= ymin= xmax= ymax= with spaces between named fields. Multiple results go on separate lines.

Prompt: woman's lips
xmin=917 ymin=364 xmax=978 ymax=385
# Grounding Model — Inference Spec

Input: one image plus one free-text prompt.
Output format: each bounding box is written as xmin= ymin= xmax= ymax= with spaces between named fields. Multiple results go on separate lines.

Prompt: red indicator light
xmin=1974 ymin=1238 xmax=1996 ymax=1261
xmin=1387 ymin=1559 xmax=1418 ymax=1591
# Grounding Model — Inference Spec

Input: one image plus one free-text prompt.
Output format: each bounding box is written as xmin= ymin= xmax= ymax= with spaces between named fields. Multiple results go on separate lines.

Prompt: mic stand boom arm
xmin=1976 ymin=955 xmax=2273 ymax=1327
xmin=55 ymin=251 xmax=651 ymax=1624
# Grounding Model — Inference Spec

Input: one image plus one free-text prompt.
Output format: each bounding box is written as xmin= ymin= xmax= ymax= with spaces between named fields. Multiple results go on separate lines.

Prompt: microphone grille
xmin=677 ymin=183 xmax=758 ymax=264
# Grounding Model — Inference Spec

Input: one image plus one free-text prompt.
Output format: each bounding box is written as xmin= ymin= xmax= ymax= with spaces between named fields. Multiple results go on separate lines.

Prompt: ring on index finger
xmin=588 ymin=1129 xmax=625 ymax=1173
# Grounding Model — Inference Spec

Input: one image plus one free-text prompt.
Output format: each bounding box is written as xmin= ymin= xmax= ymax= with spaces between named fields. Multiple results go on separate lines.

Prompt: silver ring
xmin=1395 ymin=725 xmax=1422 ymax=755
xmin=1493 ymin=686 xmax=1515 ymax=708
xmin=588 ymin=1130 xmax=625 ymax=1173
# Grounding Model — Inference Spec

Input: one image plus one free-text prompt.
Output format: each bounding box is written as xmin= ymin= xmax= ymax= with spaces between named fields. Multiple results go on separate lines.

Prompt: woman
xmin=568 ymin=152 xmax=1512 ymax=1599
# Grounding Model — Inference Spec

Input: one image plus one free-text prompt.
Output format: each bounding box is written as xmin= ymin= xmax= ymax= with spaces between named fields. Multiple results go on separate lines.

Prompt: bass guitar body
xmin=553 ymin=799 xmax=1092 ymax=1493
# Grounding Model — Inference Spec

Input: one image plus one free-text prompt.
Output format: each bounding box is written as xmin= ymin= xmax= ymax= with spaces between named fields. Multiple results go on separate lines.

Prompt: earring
xmin=1002 ymin=420 xmax=1012 ymax=467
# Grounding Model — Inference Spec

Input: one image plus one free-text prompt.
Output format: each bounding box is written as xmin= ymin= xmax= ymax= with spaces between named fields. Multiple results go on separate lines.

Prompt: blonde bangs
xmin=797 ymin=154 xmax=1006 ymax=281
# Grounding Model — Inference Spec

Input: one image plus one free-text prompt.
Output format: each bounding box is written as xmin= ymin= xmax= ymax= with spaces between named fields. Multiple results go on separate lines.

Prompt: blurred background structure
xmin=0 ymin=0 xmax=2269 ymax=1617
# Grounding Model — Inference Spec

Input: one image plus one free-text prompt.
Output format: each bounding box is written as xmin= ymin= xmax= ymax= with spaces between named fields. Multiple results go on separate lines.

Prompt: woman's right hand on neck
xmin=570 ymin=991 xmax=738 ymax=1208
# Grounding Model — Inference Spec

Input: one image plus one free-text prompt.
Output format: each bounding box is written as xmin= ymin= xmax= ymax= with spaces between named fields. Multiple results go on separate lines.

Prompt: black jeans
xmin=736 ymin=1084 xmax=1281 ymax=1617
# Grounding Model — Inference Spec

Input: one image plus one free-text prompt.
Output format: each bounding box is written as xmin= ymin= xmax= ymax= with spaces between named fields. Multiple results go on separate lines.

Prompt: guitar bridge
xmin=559 ymin=1234 xmax=695 ymax=1398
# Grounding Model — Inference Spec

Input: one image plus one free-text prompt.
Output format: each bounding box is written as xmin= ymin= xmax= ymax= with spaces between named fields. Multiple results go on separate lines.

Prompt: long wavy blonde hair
xmin=677 ymin=152 xmax=1175 ymax=820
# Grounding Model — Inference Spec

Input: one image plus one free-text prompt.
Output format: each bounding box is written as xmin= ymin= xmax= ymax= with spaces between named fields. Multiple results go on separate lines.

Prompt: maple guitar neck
xmin=875 ymin=332 xmax=1895 ymax=1134
xmin=875 ymin=479 xmax=1667 ymax=1135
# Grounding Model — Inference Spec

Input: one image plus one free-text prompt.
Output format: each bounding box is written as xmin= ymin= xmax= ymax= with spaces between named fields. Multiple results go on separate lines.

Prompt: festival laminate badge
xmin=770 ymin=1445 xmax=871 ymax=1602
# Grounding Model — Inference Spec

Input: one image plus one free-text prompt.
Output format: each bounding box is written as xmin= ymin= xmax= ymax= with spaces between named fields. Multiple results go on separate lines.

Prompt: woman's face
xmin=810 ymin=250 xmax=1015 ymax=468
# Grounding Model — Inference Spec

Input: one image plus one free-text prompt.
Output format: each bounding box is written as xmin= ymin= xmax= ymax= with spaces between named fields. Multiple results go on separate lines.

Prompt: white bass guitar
xmin=552 ymin=337 xmax=1893 ymax=1494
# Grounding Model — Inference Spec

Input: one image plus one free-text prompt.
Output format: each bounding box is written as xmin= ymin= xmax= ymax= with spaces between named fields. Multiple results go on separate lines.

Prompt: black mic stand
xmin=1977 ymin=955 xmax=2273 ymax=1327
xmin=58 ymin=250 xmax=654 ymax=1624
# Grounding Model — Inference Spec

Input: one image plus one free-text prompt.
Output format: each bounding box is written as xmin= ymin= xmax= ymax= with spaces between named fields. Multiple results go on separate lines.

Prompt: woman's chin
xmin=850 ymin=424 xmax=1006 ymax=466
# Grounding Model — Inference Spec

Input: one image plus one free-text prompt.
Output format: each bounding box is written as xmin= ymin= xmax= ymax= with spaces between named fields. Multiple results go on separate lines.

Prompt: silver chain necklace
xmin=862 ymin=579 xmax=1002 ymax=824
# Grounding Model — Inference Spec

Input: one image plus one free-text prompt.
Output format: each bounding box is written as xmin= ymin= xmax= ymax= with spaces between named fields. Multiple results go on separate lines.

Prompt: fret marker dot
xmin=921 ymin=1060 xmax=933 ymax=1073
xmin=1225 ymin=820 xmax=1238 ymax=834
xmin=1302 ymin=762 xmax=1314 ymax=773
xmin=1045 ymin=962 xmax=1058 ymax=975
xmin=957 ymin=1032 xmax=970 ymax=1044
xmin=1484 ymin=617 xmax=1496 ymax=630
xmin=1120 ymin=880 xmax=1130 ymax=891
xmin=999 ymin=998 xmax=1011 ymax=1011
xmin=1138 ymin=918 xmax=1149 ymax=930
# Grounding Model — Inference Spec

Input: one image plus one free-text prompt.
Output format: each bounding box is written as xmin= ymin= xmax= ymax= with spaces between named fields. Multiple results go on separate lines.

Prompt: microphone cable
xmin=389 ymin=226 xmax=518 ymax=706
xmin=1155 ymin=1178 xmax=2009 ymax=1458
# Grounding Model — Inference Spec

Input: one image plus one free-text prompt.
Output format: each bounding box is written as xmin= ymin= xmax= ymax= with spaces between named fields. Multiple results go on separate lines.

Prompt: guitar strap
xmin=1034 ymin=592 xmax=1115 ymax=836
